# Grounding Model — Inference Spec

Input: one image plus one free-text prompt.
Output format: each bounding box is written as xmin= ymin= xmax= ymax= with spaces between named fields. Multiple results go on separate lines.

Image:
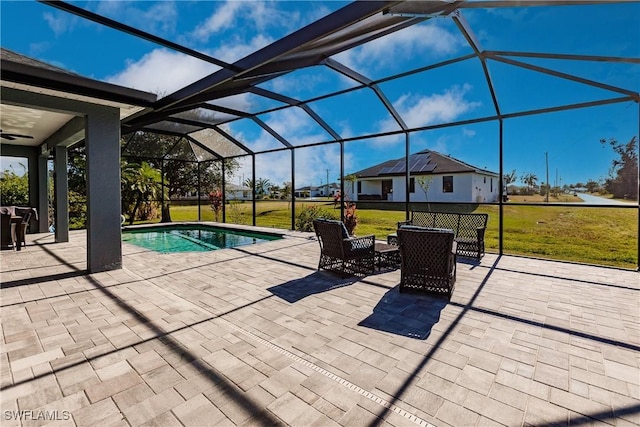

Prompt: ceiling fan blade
xmin=0 ymin=132 xmax=33 ymax=140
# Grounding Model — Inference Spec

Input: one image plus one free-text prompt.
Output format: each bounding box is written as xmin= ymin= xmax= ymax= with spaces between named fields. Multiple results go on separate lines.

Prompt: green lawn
xmin=160 ymin=200 xmax=637 ymax=269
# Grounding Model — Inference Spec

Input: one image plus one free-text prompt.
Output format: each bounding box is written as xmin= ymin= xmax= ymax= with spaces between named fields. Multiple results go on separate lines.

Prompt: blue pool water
xmin=122 ymin=225 xmax=282 ymax=253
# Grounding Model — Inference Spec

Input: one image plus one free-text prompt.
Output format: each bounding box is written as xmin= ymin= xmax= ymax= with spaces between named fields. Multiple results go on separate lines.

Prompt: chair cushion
xmin=317 ymin=218 xmax=350 ymax=238
xmin=399 ymin=225 xmax=454 ymax=234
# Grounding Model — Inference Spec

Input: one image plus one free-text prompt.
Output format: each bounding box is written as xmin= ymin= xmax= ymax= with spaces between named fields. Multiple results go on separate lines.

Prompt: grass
xmin=153 ymin=200 xmax=637 ymax=269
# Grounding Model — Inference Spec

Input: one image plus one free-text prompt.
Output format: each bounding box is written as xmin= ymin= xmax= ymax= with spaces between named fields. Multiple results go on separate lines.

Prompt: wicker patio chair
xmin=1 ymin=212 xmax=13 ymax=249
xmin=313 ymin=219 xmax=375 ymax=277
xmin=17 ymin=211 xmax=31 ymax=248
xmin=397 ymin=226 xmax=457 ymax=298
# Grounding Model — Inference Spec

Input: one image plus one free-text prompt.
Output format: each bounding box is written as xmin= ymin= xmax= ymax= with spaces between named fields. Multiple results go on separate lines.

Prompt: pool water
xmin=122 ymin=225 xmax=282 ymax=253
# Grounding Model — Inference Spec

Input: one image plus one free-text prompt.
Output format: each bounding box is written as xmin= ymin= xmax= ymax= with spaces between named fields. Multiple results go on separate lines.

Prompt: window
xmin=357 ymin=181 xmax=361 ymax=193
xmin=409 ymin=177 xmax=415 ymax=193
xmin=490 ymin=178 xmax=493 ymax=192
xmin=443 ymin=176 xmax=453 ymax=193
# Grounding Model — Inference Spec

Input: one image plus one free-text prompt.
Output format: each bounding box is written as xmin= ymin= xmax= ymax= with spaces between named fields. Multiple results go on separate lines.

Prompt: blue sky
xmin=1 ymin=1 xmax=638 ymax=189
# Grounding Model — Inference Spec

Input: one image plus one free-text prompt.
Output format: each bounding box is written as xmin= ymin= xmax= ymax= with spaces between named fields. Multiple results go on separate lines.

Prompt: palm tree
xmin=256 ymin=178 xmax=272 ymax=198
xmin=281 ymin=181 xmax=292 ymax=208
xmin=122 ymin=161 xmax=164 ymax=225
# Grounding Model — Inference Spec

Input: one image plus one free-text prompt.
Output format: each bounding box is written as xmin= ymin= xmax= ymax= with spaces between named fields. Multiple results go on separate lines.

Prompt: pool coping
xmin=121 ymin=221 xmax=301 ymax=240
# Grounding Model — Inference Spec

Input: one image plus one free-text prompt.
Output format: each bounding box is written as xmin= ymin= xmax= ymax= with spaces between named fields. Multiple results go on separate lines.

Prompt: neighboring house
xmin=351 ymin=150 xmax=502 ymax=203
xmin=295 ymin=183 xmax=339 ymax=198
xmin=225 ymin=183 xmax=252 ymax=201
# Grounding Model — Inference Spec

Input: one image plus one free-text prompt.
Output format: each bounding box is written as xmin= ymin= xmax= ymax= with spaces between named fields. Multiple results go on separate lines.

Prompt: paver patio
xmin=1 ymin=227 xmax=638 ymax=427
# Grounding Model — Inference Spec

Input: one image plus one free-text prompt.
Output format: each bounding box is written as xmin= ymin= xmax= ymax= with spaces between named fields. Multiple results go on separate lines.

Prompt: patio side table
xmin=374 ymin=242 xmax=400 ymax=270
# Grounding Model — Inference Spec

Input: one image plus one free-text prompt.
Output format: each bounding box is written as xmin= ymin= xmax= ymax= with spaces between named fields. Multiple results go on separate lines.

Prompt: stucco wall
xmin=356 ymin=173 xmax=500 ymax=203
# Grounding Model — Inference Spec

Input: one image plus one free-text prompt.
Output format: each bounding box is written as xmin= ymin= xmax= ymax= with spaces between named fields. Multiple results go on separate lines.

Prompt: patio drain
xmin=223 ymin=320 xmax=436 ymax=427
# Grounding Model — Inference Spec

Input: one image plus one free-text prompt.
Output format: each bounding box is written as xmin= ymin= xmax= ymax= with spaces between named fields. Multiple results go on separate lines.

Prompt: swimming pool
xmin=122 ymin=224 xmax=282 ymax=253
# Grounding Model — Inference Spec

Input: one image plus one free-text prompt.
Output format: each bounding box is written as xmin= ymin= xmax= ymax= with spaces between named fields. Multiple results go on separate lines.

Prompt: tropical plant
xmin=256 ymin=177 xmax=272 ymax=198
xmin=281 ymin=181 xmax=292 ymax=208
xmin=209 ymin=188 xmax=223 ymax=222
xmin=343 ymin=202 xmax=358 ymax=235
xmin=121 ymin=161 xmax=165 ymax=225
xmin=268 ymin=184 xmax=280 ymax=199
xmin=243 ymin=178 xmax=254 ymax=193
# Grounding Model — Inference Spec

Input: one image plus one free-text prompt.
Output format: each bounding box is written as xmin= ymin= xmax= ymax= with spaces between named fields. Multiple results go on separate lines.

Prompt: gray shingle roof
xmin=1 ymin=48 xmax=81 ymax=76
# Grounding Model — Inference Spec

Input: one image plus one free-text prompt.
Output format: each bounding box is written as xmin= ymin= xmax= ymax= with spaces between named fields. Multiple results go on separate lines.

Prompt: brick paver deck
xmin=1 ymin=227 xmax=638 ymax=426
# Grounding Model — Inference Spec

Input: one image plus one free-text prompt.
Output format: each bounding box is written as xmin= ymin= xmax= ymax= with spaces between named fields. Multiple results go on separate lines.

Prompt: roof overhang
xmin=1 ymin=50 xmax=157 ymax=148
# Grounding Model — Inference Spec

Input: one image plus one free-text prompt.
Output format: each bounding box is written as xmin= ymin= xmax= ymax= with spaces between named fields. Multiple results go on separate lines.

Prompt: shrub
xmin=227 ymin=200 xmax=249 ymax=225
xmin=0 ymin=170 xmax=29 ymax=206
xmin=295 ymin=205 xmax=337 ymax=232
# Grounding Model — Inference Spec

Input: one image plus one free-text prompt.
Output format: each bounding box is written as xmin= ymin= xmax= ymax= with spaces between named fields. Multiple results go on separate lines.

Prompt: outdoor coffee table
xmin=374 ymin=242 xmax=400 ymax=270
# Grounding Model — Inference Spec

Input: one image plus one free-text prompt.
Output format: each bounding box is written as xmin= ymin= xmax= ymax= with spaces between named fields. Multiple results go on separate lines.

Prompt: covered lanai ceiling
xmin=2 ymin=0 xmax=639 ymax=165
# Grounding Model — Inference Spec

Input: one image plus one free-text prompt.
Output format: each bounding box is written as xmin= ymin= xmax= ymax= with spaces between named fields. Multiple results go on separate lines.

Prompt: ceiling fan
xmin=0 ymin=130 xmax=34 ymax=141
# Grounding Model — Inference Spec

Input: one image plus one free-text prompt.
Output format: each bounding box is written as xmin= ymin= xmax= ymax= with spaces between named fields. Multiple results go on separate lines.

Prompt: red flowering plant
xmin=343 ymin=202 xmax=358 ymax=236
xmin=209 ymin=189 xmax=223 ymax=222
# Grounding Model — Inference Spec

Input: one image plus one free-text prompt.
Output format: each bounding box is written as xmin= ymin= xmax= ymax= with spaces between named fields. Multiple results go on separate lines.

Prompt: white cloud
xmin=43 ymin=12 xmax=73 ymax=36
xmin=333 ymin=21 xmax=464 ymax=74
xmin=392 ymin=84 xmax=480 ymax=129
xmin=231 ymin=105 xmax=354 ymax=186
xmin=212 ymin=33 xmax=274 ymax=63
xmin=462 ymin=128 xmax=476 ymax=137
xmin=239 ymin=143 xmax=353 ymax=190
xmin=106 ymin=49 xmax=220 ymax=94
xmin=190 ymin=0 xmax=307 ymax=44
xmin=94 ymin=1 xmax=178 ymax=35
xmin=369 ymin=84 xmax=481 ymax=148
xmin=191 ymin=1 xmax=244 ymax=42
xmin=264 ymin=107 xmax=332 ymax=146
xmin=210 ymin=94 xmax=254 ymax=114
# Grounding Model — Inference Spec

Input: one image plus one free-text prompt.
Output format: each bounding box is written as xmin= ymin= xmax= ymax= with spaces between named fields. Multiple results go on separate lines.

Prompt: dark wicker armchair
xmin=1 ymin=212 xmax=13 ymax=249
xmin=313 ymin=219 xmax=375 ymax=277
xmin=397 ymin=226 xmax=457 ymax=298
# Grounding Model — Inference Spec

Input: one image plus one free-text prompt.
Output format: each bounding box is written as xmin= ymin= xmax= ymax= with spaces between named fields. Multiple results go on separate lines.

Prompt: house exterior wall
xmin=227 ymin=190 xmax=251 ymax=201
xmin=358 ymin=180 xmax=380 ymax=199
xmin=356 ymin=172 xmax=500 ymax=203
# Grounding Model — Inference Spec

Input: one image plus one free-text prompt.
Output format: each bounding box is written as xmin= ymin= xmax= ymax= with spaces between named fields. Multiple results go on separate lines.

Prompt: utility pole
xmin=326 ymin=169 xmax=329 ymax=199
xmin=545 ymin=152 xmax=549 ymax=203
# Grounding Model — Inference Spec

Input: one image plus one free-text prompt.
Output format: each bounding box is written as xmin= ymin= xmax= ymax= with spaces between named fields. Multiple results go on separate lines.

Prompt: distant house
xmin=294 ymin=183 xmax=339 ymax=198
xmin=351 ymin=150 xmax=501 ymax=203
xmin=225 ymin=183 xmax=252 ymax=201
